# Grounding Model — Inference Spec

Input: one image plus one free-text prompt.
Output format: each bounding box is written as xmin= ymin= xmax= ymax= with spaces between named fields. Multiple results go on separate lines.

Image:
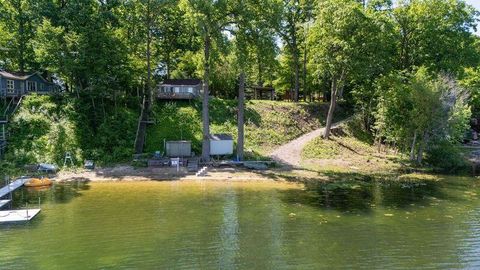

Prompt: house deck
xmin=157 ymin=92 xmax=199 ymax=100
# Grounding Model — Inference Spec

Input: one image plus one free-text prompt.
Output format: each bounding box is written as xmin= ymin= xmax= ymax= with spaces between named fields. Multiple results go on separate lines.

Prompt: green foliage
xmin=393 ymin=0 xmax=478 ymax=73
xmin=5 ymin=95 xmax=82 ymax=165
xmin=0 ymin=0 xmax=40 ymax=71
xmin=461 ymin=67 xmax=480 ymax=117
xmin=425 ymin=140 xmax=468 ymax=173
xmin=3 ymin=95 xmax=137 ymax=167
xmin=374 ymin=67 xmax=471 ymax=165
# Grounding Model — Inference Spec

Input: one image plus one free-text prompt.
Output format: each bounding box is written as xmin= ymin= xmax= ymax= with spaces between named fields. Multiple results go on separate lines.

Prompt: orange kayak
xmin=25 ymin=178 xmax=53 ymax=187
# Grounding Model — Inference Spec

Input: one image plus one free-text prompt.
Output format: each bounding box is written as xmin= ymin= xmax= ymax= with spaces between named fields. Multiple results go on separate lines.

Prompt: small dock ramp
xmin=0 ymin=178 xmax=30 ymax=198
xmin=0 ymin=209 xmax=41 ymax=223
xmin=0 ymin=199 xmax=10 ymax=208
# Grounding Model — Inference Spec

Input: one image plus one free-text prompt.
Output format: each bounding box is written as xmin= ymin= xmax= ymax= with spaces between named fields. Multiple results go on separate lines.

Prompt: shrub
xmin=425 ymin=140 xmax=468 ymax=173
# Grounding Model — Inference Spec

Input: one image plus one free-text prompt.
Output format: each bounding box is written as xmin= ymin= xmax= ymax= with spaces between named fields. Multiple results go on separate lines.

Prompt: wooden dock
xmin=0 ymin=178 xmax=30 ymax=198
xmin=0 ymin=209 xmax=41 ymax=223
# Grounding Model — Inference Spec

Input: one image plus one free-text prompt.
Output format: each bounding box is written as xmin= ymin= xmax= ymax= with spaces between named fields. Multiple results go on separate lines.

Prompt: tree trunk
xmin=410 ymin=130 xmax=417 ymax=161
xmin=134 ymin=0 xmax=152 ymax=154
xmin=257 ymin=50 xmax=263 ymax=86
xmin=323 ymin=70 xmax=345 ymax=139
xmin=201 ymin=33 xmax=211 ymax=162
xmin=237 ymin=72 xmax=245 ymax=161
xmin=416 ymin=132 xmax=428 ymax=164
xmin=292 ymin=43 xmax=300 ymax=102
xmin=17 ymin=1 xmax=25 ymax=73
xmin=324 ymin=76 xmax=337 ymax=139
xmin=303 ymin=25 xmax=308 ymax=103
xmin=166 ymin=51 xmax=171 ymax=79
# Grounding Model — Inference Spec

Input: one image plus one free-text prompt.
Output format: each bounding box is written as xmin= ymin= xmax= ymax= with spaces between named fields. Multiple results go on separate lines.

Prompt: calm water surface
xmin=1 ymin=178 xmax=480 ymax=269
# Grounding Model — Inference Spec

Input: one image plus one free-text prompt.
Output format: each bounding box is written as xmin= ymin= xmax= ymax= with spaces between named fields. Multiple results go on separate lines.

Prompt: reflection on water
xmin=282 ymin=180 xmax=446 ymax=212
xmin=0 ymin=178 xmax=480 ymax=269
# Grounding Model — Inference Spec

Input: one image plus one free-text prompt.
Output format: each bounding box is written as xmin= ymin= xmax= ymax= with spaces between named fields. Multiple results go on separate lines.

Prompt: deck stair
xmin=0 ymin=117 xmax=6 ymax=156
xmin=0 ymin=96 xmax=24 ymax=158
xmin=195 ymin=166 xmax=208 ymax=177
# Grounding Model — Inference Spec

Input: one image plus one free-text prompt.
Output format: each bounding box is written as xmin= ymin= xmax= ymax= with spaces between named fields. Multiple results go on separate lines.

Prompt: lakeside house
xmin=157 ymin=79 xmax=202 ymax=100
xmin=248 ymin=85 xmax=276 ymax=100
xmin=0 ymin=70 xmax=58 ymax=98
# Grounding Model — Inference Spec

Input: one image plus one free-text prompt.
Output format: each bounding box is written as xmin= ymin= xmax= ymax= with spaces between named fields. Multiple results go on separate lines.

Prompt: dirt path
xmin=270 ymin=119 xmax=348 ymax=167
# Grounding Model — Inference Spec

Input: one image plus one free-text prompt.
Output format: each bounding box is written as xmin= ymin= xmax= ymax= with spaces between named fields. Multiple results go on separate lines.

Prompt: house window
xmin=6 ymin=80 xmax=14 ymax=93
xmin=27 ymin=81 xmax=37 ymax=92
xmin=187 ymin=87 xmax=193 ymax=93
xmin=174 ymin=87 xmax=180 ymax=93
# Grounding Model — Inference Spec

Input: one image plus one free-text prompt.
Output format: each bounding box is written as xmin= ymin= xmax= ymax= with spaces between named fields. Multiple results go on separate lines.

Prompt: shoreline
xmin=49 ymin=163 xmax=454 ymax=184
xmin=53 ymin=165 xmax=291 ymax=183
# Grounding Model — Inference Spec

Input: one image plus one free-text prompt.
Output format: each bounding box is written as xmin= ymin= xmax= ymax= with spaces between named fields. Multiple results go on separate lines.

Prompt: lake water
xmin=1 ymin=178 xmax=480 ymax=269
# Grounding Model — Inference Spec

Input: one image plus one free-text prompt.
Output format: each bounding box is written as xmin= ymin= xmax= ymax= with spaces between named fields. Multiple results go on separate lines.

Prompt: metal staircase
xmin=0 ymin=96 xmax=24 ymax=158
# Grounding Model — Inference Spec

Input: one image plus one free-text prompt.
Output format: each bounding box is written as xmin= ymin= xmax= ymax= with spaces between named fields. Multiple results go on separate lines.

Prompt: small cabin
xmin=0 ymin=71 xmax=58 ymax=98
xmin=157 ymin=79 xmax=202 ymax=100
xmin=209 ymin=134 xmax=234 ymax=156
xmin=248 ymin=85 xmax=275 ymax=100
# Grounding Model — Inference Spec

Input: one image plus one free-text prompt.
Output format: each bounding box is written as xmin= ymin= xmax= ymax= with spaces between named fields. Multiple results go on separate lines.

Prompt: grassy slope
xmin=301 ymin=116 xmax=407 ymax=175
xmin=146 ymin=99 xmax=348 ymax=158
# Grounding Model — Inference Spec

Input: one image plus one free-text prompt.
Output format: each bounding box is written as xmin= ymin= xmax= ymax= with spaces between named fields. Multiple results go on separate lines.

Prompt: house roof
xmin=250 ymin=85 xmax=275 ymax=91
xmin=0 ymin=70 xmax=52 ymax=83
xmin=209 ymin=133 xmax=233 ymax=141
xmin=161 ymin=79 xmax=202 ymax=86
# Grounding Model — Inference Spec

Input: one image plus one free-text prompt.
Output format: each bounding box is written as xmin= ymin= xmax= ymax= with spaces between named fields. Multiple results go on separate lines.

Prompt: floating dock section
xmin=0 ymin=209 xmax=41 ymax=222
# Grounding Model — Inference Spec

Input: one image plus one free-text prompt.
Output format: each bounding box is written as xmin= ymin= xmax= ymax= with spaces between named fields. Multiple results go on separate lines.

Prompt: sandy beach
xmin=53 ymin=165 xmax=290 ymax=182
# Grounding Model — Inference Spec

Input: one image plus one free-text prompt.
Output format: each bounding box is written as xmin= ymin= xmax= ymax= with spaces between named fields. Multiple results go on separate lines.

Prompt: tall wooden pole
xmin=237 ymin=72 xmax=245 ymax=161
xmin=201 ymin=33 xmax=211 ymax=162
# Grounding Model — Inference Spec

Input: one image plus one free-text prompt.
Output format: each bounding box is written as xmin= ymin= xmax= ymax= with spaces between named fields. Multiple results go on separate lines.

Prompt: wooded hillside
xmin=1 ymin=0 xmax=480 ymax=169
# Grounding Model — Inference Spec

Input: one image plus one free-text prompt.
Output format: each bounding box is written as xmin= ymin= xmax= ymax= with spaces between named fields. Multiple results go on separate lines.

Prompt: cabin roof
xmin=209 ymin=133 xmax=233 ymax=141
xmin=0 ymin=70 xmax=51 ymax=83
xmin=250 ymin=85 xmax=275 ymax=91
xmin=161 ymin=79 xmax=202 ymax=86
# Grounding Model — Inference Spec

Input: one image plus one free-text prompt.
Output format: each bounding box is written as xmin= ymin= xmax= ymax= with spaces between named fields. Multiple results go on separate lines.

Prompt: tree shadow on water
xmin=10 ymin=180 xmax=90 ymax=208
xmin=277 ymin=170 xmax=449 ymax=213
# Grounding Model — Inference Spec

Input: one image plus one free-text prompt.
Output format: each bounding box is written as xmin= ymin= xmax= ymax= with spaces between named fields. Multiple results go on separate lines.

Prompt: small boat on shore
xmin=24 ymin=178 xmax=53 ymax=188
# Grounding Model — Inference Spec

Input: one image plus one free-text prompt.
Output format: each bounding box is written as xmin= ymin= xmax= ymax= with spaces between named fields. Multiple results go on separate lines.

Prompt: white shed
xmin=209 ymin=134 xmax=234 ymax=156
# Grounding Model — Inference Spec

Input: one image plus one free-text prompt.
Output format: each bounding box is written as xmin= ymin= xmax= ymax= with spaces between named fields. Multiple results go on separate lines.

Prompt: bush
xmin=425 ymin=140 xmax=468 ymax=173
xmin=4 ymin=94 xmax=137 ymax=167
